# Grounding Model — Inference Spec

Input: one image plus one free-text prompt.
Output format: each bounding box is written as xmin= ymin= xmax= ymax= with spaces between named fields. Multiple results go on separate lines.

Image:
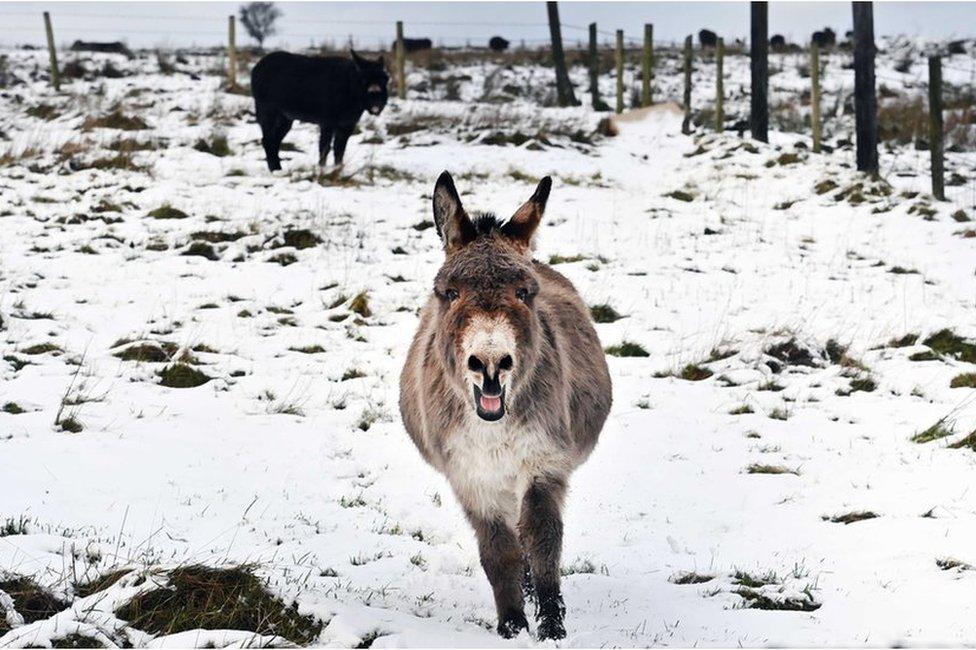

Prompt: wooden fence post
xmin=227 ymin=15 xmax=237 ymax=89
xmin=546 ymin=1 xmax=579 ymax=106
xmin=615 ymin=29 xmax=624 ymax=113
xmin=750 ymin=1 xmax=768 ymax=142
xmin=715 ymin=37 xmax=724 ymax=132
xmin=852 ymin=1 xmax=878 ymax=175
xmin=810 ymin=42 xmax=822 ymax=152
xmin=588 ymin=23 xmax=604 ymax=109
xmin=682 ymin=35 xmax=692 ymax=134
xmin=928 ymin=55 xmax=945 ymax=200
xmin=395 ymin=21 xmax=406 ymax=100
xmin=43 ymin=12 xmax=60 ymax=91
xmin=641 ymin=23 xmax=653 ymax=107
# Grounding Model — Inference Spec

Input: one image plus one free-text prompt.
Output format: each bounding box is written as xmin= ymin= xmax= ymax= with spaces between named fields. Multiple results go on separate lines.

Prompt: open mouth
xmin=473 ymin=385 xmax=505 ymax=422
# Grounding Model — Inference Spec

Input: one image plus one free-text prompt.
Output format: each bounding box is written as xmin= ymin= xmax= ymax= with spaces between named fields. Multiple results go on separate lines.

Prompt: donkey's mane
xmin=471 ymin=212 xmax=503 ymax=236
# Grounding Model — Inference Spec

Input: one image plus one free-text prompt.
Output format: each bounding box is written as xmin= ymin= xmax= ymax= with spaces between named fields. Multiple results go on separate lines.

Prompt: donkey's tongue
xmin=479 ymin=395 xmax=502 ymax=413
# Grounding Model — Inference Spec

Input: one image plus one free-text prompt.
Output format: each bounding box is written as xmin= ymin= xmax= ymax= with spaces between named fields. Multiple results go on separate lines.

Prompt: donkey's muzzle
xmin=473 ymin=384 xmax=505 ymax=421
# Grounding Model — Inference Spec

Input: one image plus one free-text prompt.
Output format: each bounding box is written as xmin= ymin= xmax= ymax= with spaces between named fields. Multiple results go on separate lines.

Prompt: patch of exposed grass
xmin=768 ymin=407 xmax=789 ymax=421
xmin=2 ymin=401 xmax=26 ymax=414
xmin=560 ymin=558 xmax=598 ymax=576
xmin=936 ymin=557 xmax=973 ymax=572
xmin=605 ymin=341 xmax=649 ymax=358
xmin=679 ymin=364 xmax=713 ymax=381
xmin=732 ymin=570 xmax=779 ymax=588
xmin=2 ymin=515 xmax=30 ymax=536
xmin=745 ymin=463 xmax=799 ymax=475
xmin=734 ymin=587 xmax=821 ymax=612
xmin=729 ymin=404 xmax=753 ymax=415
xmin=949 ymin=373 xmax=976 ymax=389
xmin=909 ymin=350 xmax=940 ymax=362
xmin=20 ymin=342 xmax=62 ymax=355
xmin=948 ymin=431 xmax=976 ymax=451
xmin=589 ymin=303 xmax=623 ymax=323
xmin=83 ymin=109 xmax=148 ymax=131
xmin=823 ymin=511 xmax=878 ymax=525
xmin=341 ymin=368 xmax=367 ymax=381
xmin=148 ymin=205 xmax=189 ymax=220
xmin=349 ymin=291 xmax=371 ymax=317
xmin=0 ymin=576 xmax=70 ymax=623
xmin=765 ymin=338 xmax=817 ymax=368
xmin=664 ymin=189 xmax=695 ymax=202
xmin=114 ymin=342 xmax=176 ymax=363
xmin=193 ymin=133 xmax=232 ymax=157
xmin=669 ymin=571 xmax=714 ymax=585
xmin=888 ymin=333 xmax=919 ymax=348
xmin=59 ymin=416 xmax=84 ymax=433
xmin=115 ymin=565 xmax=321 ymax=645
xmin=74 ymin=569 xmax=131 ymax=599
xmin=923 ymin=329 xmax=976 ymax=363
xmin=290 ymin=345 xmax=325 ymax=354
xmin=158 ymin=363 xmax=210 ymax=388
xmin=182 ymin=242 xmax=219 ymax=261
xmin=548 ymin=253 xmax=586 ymax=265
xmin=912 ymin=418 xmax=953 ymax=444
xmin=757 ymin=380 xmax=785 ymax=392
xmin=276 ymin=229 xmax=321 ymax=250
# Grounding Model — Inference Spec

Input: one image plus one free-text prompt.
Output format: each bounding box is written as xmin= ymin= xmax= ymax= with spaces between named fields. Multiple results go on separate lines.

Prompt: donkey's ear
xmin=432 ymin=171 xmax=476 ymax=252
xmin=502 ymin=176 xmax=551 ymax=249
xmin=350 ymin=48 xmax=366 ymax=68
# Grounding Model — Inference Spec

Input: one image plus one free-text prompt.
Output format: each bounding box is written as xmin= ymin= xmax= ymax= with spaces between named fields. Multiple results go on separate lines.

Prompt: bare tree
xmin=239 ymin=2 xmax=281 ymax=50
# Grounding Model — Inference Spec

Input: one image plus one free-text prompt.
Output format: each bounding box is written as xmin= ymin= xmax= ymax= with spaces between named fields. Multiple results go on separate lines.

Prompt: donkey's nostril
xmin=498 ymin=355 xmax=513 ymax=371
xmin=467 ymin=355 xmax=485 ymax=372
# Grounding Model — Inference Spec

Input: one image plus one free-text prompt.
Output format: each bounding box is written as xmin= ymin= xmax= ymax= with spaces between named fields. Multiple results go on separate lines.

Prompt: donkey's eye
xmin=516 ymin=288 xmax=529 ymax=303
xmin=445 ymin=289 xmax=459 ymax=302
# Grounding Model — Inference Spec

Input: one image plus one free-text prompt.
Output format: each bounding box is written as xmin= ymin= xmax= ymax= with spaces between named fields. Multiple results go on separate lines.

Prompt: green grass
xmin=548 ymin=253 xmax=586 ymax=265
xmin=349 ymin=291 xmax=371 ymax=317
xmin=734 ymin=587 xmax=821 ymax=612
xmin=589 ymin=303 xmax=623 ymax=323
xmin=1 ymin=515 xmax=30 ymax=536
xmin=948 ymin=430 xmax=976 ymax=451
xmin=158 ymin=363 xmax=210 ymax=388
xmin=678 ymin=364 xmax=713 ymax=381
xmin=949 ymin=373 xmax=976 ymax=388
xmin=20 ymin=342 xmax=62 ymax=355
xmin=115 ymin=565 xmax=322 ymax=645
xmin=193 ymin=133 xmax=232 ymax=157
xmin=605 ymin=341 xmax=649 ymax=358
xmin=289 ymin=345 xmax=326 ymax=354
xmin=887 ymin=333 xmax=919 ymax=348
xmin=923 ymin=329 xmax=976 ymax=363
xmin=148 ymin=205 xmax=189 ymax=220
xmin=669 ymin=571 xmax=714 ymax=585
xmin=911 ymin=418 xmax=953 ymax=444
xmin=745 ymin=463 xmax=799 ymax=475
xmin=2 ymin=402 xmax=25 ymax=414
xmin=58 ymin=416 xmax=84 ymax=433
xmin=732 ymin=570 xmax=779 ymax=588
xmin=114 ymin=342 xmax=175 ymax=363
xmin=823 ymin=511 xmax=879 ymax=524
xmin=0 ymin=576 xmax=70 ymax=626
xmin=729 ymin=404 xmax=753 ymax=415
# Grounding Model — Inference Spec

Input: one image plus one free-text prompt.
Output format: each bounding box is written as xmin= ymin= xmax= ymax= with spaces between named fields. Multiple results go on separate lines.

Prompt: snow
xmin=2 ymin=39 xmax=976 ymax=648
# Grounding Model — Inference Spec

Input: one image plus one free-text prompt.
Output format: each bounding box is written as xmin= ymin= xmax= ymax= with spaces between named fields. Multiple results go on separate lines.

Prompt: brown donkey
xmin=399 ymin=172 xmax=612 ymax=640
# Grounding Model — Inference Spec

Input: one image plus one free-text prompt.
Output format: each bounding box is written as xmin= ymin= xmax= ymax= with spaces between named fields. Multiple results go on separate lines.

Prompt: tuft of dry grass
xmin=115 ymin=565 xmax=321 ymax=645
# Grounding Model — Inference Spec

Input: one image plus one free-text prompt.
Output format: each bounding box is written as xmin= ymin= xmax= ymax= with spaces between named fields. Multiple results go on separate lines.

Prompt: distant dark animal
xmin=770 ymin=34 xmax=786 ymax=48
xmin=394 ymin=37 xmax=433 ymax=53
xmin=250 ymin=49 xmax=388 ymax=171
xmin=699 ymin=29 xmax=718 ymax=48
xmin=948 ymin=40 xmax=967 ymax=55
xmin=70 ymin=40 xmax=133 ymax=58
xmin=400 ymin=172 xmax=612 ymax=641
xmin=812 ymin=28 xmax=836 ymax=48
xmin=489 ymin=36 xmax=510 ymax=52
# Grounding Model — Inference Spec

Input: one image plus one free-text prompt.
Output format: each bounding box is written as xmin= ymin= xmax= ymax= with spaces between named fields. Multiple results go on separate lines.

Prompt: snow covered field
xmin=2 ymin=40 xmax=976 ymax=647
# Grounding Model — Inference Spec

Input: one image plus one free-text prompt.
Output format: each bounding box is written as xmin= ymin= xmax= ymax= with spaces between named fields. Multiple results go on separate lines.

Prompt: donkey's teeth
xmin=480 ymin=395 xmax=502 ymax=412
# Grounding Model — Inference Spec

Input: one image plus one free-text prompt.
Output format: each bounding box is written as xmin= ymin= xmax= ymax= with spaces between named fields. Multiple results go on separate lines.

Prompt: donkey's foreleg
xmin=519 ymin=475 xmax=568 ymax=640
xmin=470 ymin=516 xmax=528 ymax=638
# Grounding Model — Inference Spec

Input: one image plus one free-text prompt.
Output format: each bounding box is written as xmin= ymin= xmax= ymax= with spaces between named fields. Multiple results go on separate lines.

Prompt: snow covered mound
xmin=1 ymin=43 xmax=976 ymax=647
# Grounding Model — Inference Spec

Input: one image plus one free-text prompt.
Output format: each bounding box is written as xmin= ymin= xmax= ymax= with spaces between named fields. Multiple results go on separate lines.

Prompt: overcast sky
xmin=1 ymin=2 xmax=974 ymax=50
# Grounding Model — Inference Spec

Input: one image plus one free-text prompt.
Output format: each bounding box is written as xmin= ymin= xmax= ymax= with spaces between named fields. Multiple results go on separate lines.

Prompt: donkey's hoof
xmin=536 ymin=616 xmax=566 ymax=641
xmin=497 ymin=610 xmax=529 ymax=638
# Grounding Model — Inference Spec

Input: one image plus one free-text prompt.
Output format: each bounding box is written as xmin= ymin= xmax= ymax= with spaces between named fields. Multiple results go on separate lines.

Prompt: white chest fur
xmin=443 ymin=415 xmax=567 ymax=527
